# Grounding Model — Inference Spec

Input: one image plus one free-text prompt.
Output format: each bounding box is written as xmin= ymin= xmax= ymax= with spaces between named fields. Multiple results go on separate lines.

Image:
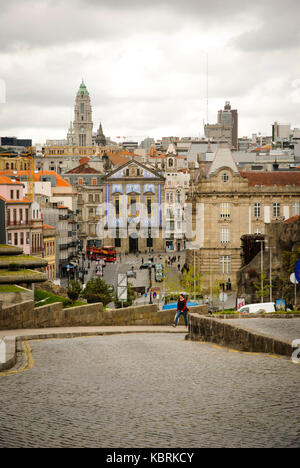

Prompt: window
xmin=166 ymin=192 xmax=173 ymax=203
xmin=254 ymin=202 xmax=261 ymax=218
xmin=293 ymin=202 xmax=300 ymax=216
xmin=126 ymin=169 xmax=129 ymax=176
xmin=10 ymin=190 xmax=14 ymax=199
xmin=16 ymin=190 xmax=20 ymax=200
xmin=95 ymin=194 xmax=100 ymax=203
xmin=176 ymin=192 xmax=181 ymax=203
xmin=130 ymin=198 xmax=137 ymax=216
xmin=254 ymin=228 xmax=262 ymax=235
xmin=147 ymin=198 xmax=152 ymax=216
xmin=78 ymin=178 xmax=83 ymax=185
xmin=92 ymin=178 xmax=97 ymax=186
xmin=20 ymin=232 xmax=24 ymax=245
xmin=220 ymin=203 xmax=230 ymax=218
xmin=167 ymin=208 xmax=173 ymax=218
xmin=115 ymin=199 xmax=120 ymax=216
xmin=14 ymin=232 xmax=18 ymax=246
xmin=222 ymin=173 xmax=229 ymax=183
xmin=7 ymin=233 xmax=12 ymax=244
xmin=88 ymin=194 xmax=93 ymax=203
xmin=80 ymin=103 xmax=84 ymax=114
xmin=220 ymin=228 xmax=230 ymax=244
xmin=220 ymin=256 xmax=231 ymax=274
xmin=273 ymin=203 xmax=280 ymax=218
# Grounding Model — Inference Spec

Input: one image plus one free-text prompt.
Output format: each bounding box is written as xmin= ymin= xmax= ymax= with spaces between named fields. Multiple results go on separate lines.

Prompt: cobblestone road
xmin=231 ymin=318 xmax=300 ymax=343
xmin=0 ymin=333 xmax=299 ymax=448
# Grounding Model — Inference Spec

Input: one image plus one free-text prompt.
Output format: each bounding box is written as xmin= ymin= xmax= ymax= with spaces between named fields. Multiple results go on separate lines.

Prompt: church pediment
xmin=106 ymin=160 xmax=164 ymax=181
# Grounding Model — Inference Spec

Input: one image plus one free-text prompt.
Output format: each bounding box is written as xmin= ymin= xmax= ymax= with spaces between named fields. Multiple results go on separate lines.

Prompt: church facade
xmin=100 ymin=159 xmax=166 ymax=254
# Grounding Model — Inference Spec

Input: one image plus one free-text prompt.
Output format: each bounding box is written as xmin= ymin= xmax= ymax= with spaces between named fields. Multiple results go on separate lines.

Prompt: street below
xmin=0 ymin=333 xmax=299 ymax=448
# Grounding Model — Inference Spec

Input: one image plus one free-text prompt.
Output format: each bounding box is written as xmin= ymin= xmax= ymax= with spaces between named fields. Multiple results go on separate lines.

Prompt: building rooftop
xmin=0 ymin=170 xmax=72 ymax=188
xmin=65 ymin=163 xmax=100 ymax=175
xmin=240 ymin=171 xmax=300 ymax=186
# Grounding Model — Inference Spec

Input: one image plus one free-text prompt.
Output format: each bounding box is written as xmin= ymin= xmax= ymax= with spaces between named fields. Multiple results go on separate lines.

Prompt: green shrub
xmin=8 ymin=263 xmax=21 ymax=271
xmin=67 ymin=280 xmax=82 ymax=303
xmin=83 ymin=278 xmax=112 ymax=306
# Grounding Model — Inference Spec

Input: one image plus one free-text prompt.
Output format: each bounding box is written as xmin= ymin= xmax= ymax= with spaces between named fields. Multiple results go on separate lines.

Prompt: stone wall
xmin=188 ymin=312 xmax=293 ymax=357
xmin=0 ymin=287 xmax=33 ymax=308
xmin=237 ymin=217 xmax=300 ymax=304
xmin=0 ymin=301 xmax=208 ymax=330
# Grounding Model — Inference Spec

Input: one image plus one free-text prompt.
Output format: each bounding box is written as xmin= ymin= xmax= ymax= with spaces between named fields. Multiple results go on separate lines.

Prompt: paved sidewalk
xmin=0 ymin=325 xmax=187 ymax=340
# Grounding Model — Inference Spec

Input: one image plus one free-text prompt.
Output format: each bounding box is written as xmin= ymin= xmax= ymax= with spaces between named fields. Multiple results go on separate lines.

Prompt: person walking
xmin=172 ymin=294 xmax=189 ymax=328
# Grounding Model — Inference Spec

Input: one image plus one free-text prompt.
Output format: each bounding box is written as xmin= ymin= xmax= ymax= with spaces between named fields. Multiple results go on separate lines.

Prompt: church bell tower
xmin=73 ymin=80 xmax=93 ymax=146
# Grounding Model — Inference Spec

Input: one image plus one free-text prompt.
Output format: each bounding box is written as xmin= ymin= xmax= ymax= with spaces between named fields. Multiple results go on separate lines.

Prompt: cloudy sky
xmin=0 ymin=0 xmax=300 ymax=144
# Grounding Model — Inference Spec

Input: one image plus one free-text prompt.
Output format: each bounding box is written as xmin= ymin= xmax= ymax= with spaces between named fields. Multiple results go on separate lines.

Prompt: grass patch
xmin=0 ymin=270 xmax=43 ymax=277
xmin=34 ymin=289 xmax=86 ymax=308
xmin=0 ymin=285 xmax=24 ymax=293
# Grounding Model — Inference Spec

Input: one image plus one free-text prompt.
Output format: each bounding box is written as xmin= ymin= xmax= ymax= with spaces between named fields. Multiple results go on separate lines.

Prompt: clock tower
xmin=73 ymin=80 xmax=93 ymax=146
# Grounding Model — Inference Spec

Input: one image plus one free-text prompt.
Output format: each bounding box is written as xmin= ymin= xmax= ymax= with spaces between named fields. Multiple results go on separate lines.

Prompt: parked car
xmin=127 ymin=270 xmax=137 ymax=278
xmin=155 ymin=263 xmax=164 ymax=282
xmin=140 ymin=262 xmax=151 ymax=269
xmin=239 ymin=302 xmax=276 ymax=314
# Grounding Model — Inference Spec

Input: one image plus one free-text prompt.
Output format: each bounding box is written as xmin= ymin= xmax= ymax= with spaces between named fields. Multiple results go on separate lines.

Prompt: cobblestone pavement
xmin=230 ymin=318 xmax=300 ymax=343
xmin=0 ymin=333 xmax=299 ymax=448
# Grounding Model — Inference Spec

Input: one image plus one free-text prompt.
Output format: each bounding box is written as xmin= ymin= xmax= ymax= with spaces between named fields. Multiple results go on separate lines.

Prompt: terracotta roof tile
xmin=65 ymin=164 xmax=100 ymax=175
xmin=0 ymin=170 xmax=72 ymax=187
xmin=240 ymin=172 xmax=300 ymax=186
xmin=284 ymin=215 xmax=300 ymax=223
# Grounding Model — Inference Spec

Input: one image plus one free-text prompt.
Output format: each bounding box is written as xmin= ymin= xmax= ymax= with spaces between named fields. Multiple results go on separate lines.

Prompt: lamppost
xmin=67 ymin=265 xmax=70 ymax=288
xmin=148 ymin=261 xmax=153 ymax=304
xmin=81 ymin=252 xmax=85 ymax=285
xmin=268 ymin=246 xmax=275 ymax=302
xmin=256 ymin=239 xmax=267 ymax=303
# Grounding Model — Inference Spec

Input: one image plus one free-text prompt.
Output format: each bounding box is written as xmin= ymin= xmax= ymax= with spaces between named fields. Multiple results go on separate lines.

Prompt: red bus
xmin=86 ymin=245 xmax=116 ymax=263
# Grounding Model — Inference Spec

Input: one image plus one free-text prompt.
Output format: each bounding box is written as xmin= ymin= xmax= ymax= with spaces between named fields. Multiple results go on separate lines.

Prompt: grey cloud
xmin=0 ymin=0 xmax=275 ymax=51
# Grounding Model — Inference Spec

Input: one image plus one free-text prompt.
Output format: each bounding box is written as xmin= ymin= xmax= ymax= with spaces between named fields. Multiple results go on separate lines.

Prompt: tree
xmin=253 ymin=270 xmax=271 ymax=302
xmin=181 ymin=266 xmax=205 ymax=299
xmin=67 ymin=280 xmax=82 ymax=303
xmin=83 ymin=277 xmax=113 ymax=305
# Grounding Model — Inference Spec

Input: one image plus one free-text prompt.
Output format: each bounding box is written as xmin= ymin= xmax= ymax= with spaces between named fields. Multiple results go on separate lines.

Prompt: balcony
xmin=7 ymin=220 xmax=31 ymax=227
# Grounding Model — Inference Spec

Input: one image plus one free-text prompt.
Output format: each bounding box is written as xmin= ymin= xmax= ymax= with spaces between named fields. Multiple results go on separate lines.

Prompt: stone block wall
xmin=0 ymin=287 xmax=34 ymax=308
xmin=0 ymin=301 xmax=208 ymax=330
xmin=188 ymin=312 xmax=293 ymax=357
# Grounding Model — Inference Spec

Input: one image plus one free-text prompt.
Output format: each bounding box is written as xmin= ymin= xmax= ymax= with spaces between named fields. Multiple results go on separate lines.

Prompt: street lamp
xmin=256 ymin=239 xmax=267 ymax=303
xmin=148 ymin=261 xmax=153 ymax=304
xmin=81 ymin=252 xmax=85 ymax=285
xmin=67 ymin=265 xmax=70 ymax=288
xmin=267 ymin=246 xmax=275 ymax=302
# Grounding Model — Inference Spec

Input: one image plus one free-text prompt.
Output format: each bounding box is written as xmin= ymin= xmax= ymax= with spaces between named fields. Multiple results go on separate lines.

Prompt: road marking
xmin=0 ymin=333 xmax=296 ymax=378
xmin=0 ymin=342 xmax=34 ymax=378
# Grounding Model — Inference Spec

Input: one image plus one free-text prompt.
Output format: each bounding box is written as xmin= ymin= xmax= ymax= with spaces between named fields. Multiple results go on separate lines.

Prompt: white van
xmin=239 ymin=302 xmax=276 ymax=314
